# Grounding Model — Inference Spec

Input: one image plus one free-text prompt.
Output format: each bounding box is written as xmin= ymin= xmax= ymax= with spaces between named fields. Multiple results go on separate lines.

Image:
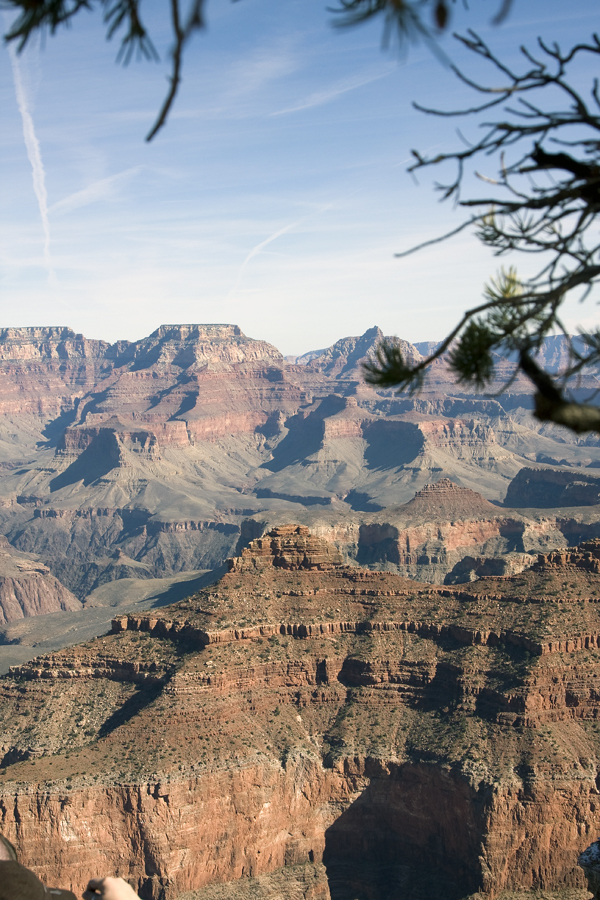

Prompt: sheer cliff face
xmin=2 ymin=530 xmax=600 ymax=900
xmin=0 ymin=537 xmax=81 ymax=624
xmin=0 ymin=325 xmax=600 ymax=600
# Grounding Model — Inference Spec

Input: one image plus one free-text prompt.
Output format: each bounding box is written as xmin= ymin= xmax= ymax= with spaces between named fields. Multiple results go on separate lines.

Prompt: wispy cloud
xmin=48 ymin=167 xmax=143 ymax=217
xmin=271 ymin=66 xmax=394 ymax=116
xmin=229 ymin=45 xmax=299 ymax=99
xmin=7 ymin=41 xmax=55 ymax=283
xmin=170 ymin=43 xmax=299 ymax=122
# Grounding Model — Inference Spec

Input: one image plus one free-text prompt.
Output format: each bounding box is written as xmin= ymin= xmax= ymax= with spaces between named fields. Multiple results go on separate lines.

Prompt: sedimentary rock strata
xmin=1 ymin=527 xmax=600 ymax=899
xmin=230 ymin=525 xmax=344 ymax=572
xmin=351 ymin=479 xmax=600 ymax=584
xmin=1 ymin=324 xmax=600 ymax=603
xmin=506 ymin=467 xmax=600 ymax=508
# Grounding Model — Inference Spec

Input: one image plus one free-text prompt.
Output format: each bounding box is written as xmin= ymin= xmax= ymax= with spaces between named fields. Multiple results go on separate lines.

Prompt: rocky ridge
xmin=536 ymin=539 xmax=600 ymax=574
xmin=506 ymin=467 xmax=600 ymax=507
xmin=1 ymin=527 xmax=600 ymax=899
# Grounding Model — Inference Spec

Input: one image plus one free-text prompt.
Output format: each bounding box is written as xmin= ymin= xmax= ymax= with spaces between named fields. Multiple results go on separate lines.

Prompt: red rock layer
xmin=229 ymin=525 xmax=344 ymax=572
xmin=536 ymin=539 xmax=600 ymax=574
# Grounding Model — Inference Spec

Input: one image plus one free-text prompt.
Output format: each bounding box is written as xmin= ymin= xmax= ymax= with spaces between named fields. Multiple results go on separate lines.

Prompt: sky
xmin=1 ymin=0 xmax=599 ymax=355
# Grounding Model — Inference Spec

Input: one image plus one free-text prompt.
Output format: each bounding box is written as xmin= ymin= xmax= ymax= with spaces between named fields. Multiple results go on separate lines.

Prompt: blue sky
xmin=1 ymin=0 xmax=599 ymax=354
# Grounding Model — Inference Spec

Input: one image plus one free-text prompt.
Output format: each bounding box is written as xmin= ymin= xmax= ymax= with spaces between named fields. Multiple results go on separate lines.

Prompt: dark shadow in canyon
xmin=40 ymin=405 xmax=79 ymax=448
xmin=49 ymin=430 xmax=122 ymax=491
xmin=255 ymin=488 xmax=331 ymax=506
xmin=322 ymin=762 xmax=486 ymax=900
xmin=263 ymin=396 xmax=346 ymax=472
xmin=362 ymin=421 xmax=425 ymax=471
xmin=344 ymin=490 xmax=385 ymax=512
xmin=169 ymin=389 xmax=198 ymax=419
xmin=144 ymin=565 xmax=225 ymax=608
xmin=97 ymin=682 xmax=165 ymax=740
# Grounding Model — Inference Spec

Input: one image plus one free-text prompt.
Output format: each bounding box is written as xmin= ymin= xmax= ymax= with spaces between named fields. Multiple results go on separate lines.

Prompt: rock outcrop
xmin=2 ymin=527 xmax=600 ymax=899
xmin=229 ymin=525 xmax=344 ymax=572
xmin=407 ymin=477 xmax=499 ymax=516
xmin=0 ymin=326 xmax=111 ymax=362
xmin=444 ymin=551 xmax=535 ymax=583
xmin=579 ymin=839 xmax=600 ymax=899
xmin=505 ymin=466 xmax=600 ymax=508
xmin=535 ymin=538 xmax=600 ymax=573
xmin=0 ymin=537 xmax=81 ymax=624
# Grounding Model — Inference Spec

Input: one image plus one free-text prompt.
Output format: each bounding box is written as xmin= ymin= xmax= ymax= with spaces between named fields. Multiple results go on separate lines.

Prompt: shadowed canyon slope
xmin=1 ymin=323 xmax=600 ymax=615
xmin=3 ymin=527 xmax=600 ymax=899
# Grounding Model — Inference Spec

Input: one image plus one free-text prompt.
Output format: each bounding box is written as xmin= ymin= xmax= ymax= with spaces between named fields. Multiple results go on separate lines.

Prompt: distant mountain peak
xmin=305 ymin=326 xmax=420 ymax=378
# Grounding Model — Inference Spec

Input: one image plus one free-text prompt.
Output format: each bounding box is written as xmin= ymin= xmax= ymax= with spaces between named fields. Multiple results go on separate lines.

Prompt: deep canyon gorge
xmin=1 ymin=325 xmax=600 ymax=899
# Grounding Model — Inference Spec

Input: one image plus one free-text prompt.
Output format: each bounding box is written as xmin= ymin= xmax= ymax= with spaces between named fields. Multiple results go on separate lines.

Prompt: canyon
xmin=1 ymin=526 xmax=600 ymax=899
xmin=0 ymin=324 xmax=599 ymax=624
xmin=1 ymin=325 xmax=600 ymax=899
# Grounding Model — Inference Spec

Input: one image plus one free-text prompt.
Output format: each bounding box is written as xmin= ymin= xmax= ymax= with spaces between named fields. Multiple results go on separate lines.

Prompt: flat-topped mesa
xmin=228 ymin=524 xmax=344 ymax=572
xmin=536 ymin=538 xmax=600 ymax=574
xmin=0 ymin=326 xmax=78 ymax=343
xmin=152 ymin=324 xmax=247 ymax=342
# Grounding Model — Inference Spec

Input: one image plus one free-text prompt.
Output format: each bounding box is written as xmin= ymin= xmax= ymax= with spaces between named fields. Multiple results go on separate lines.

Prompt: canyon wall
xmin=2 ymin=530 xmax=600 ymax=898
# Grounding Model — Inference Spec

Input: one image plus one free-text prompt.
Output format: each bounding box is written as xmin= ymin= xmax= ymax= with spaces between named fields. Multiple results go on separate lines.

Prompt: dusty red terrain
xmin=0 ymin=526 xmax=600 ymax=899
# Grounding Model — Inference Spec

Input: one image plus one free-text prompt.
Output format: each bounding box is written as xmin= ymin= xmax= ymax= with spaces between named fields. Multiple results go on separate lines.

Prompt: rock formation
xmin=1 ymin=527 xmax=600 ymax=899
xmin=0 ymin=537 xmax=81 ymax=624
xmin=351 ymin=477 xmax=600 ymax=583
xmin=579 ymin=839 xmax=600 ymax=899
xmin=229 ymin=525 xmax=344 ymax=572
xmin=444 ymin=551 xmax=535 ymax=583
xmin=535 ymin=538 xmax=600 ymax=573
xmin=505 ymin=466 xmax=600 ymax=507
xmin=407 ymin=477 xmax=499 ymax=515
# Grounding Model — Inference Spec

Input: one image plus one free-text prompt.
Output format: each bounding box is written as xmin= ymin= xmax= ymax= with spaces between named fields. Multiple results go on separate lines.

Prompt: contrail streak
xmin=242 ymin=221 xmax=299 ymax=267
xmin=8 ymin=42 xmax=55 ymax=283
xmin=228 ymin=203 xmax=335 ymax=299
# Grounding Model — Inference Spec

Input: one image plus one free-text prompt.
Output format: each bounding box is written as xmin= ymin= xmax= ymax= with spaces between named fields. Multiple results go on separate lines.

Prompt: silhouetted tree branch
xmin=364 ymin=31 xmax=600 ymax=434
xmin=1 ymin=0 xmax=512 ymax=140
xmin=1 ymin=0 xmax=204 ymax=141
